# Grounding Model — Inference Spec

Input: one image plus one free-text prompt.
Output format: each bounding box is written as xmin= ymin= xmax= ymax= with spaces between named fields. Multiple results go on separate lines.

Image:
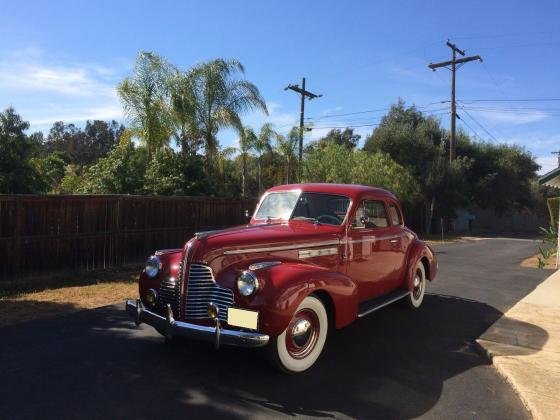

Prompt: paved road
xmin=0 ymin=238 xmax=550 ymax=419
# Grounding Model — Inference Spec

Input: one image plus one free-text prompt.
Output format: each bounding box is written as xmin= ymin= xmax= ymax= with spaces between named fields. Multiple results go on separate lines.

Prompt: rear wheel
xmin=268 ymin=295 xmax=328 ymax=373
xmin=405 ymin=261 xmax=426 ymax=309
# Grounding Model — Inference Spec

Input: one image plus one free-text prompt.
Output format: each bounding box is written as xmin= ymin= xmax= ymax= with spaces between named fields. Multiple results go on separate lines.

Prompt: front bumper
xmin=125 ymin=299 xmax=269 ymax=348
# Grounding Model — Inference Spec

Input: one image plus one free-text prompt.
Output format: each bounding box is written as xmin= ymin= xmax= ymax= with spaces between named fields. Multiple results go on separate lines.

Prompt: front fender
xmin=229 ymin=263 xmax=358 ymax=337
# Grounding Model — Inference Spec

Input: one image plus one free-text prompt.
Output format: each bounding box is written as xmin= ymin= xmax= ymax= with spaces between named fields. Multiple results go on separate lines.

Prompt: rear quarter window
xmin=388 ymin=203 xmax=402 ymax=226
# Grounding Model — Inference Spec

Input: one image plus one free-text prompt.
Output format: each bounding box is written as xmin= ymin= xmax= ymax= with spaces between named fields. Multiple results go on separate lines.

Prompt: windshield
xmin=254 ymin=191 xmax=350 ymax=226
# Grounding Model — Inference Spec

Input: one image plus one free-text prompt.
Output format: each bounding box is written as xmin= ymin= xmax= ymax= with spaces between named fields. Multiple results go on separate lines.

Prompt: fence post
xmin=13 ymin=197 xmax=23 ymax=279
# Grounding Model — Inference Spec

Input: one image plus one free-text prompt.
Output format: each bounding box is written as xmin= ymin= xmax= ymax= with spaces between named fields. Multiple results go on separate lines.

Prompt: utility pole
xmin=552 ymin=150 xmax=560 ymax=168
xmin=429 ymin=41 xmax=482 ymax=161
xmin=285 ymin=77 xmax=322 ymax=181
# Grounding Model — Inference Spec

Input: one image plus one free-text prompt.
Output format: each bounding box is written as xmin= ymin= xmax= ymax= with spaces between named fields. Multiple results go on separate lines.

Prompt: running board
xmin=358 ymin=290 xmax=410 ymax=318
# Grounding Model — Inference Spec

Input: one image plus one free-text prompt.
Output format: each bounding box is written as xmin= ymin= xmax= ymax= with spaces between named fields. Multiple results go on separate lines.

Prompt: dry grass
xmin=0 ymin=270 xmax=139 ymax=328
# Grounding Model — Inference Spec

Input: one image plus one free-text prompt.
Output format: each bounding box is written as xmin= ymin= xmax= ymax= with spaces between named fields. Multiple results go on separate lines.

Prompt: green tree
xmin=0 ymin=107 xmax=44 ymax=193
xmin=78 ymin=132 xmax=146 ymax=194
xmin=31 ymin=151 xmax=69 ymax=193
xmin=144 ymin=147 xmax=185 ymax=195
xmin=457 ymin=138 xmax=539 ymax=213
xmin=303 ymin=142 xmax=418 ymax=204
xmin=363 ymin=101 xmax=468 ymax=231
xmin=254 ymin=123 xmax=275 ymax=193
xmin=275 ymin=127 xmax=299 ymax=184
xmin=117 ymin=51 xmax=173 ymax=160
xmin=307 ymin=128 xmax=361 ymax=151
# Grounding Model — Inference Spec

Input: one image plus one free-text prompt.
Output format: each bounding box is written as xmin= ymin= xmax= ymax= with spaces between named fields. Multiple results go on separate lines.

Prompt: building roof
xmin=540 ymin=166 xmax=560 ymax=188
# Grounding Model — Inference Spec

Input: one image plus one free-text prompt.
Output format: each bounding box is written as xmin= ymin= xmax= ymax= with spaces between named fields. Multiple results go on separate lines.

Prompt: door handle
xmin=390 ymin=239 xmax=399 ymax=244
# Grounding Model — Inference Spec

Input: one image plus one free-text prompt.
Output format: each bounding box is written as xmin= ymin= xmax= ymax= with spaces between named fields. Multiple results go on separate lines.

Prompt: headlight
xmin=237 ymin=270 xmax=259 ymax=296
xmin=145 ymin=255 xmax=161 ymax=278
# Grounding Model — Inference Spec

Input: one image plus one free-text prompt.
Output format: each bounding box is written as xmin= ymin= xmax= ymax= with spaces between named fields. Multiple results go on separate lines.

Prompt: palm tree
xmin=117 ymin=51 xmax=174 ymax=160
xmin=235 ymin=126 xmax=257 ymax=198
xmin=275 ymin=127 xmax=298 ymax=184
xmin=187 ymin=59 xmax=268 ymax=165
xmin=215 ymin=146 xmax=237 ymax=191
xmin=253 ymin=123 xmax=275 ymax=193
xmin=168 ymin=70 xmax=202 ymax=157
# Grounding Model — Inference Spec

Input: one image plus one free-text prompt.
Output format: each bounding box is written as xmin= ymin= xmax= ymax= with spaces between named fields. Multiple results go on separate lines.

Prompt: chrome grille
xmin=158 ymin=264 xmax=182 ymax=317
xmin=185 ymin=263 xmax=234 ymax=322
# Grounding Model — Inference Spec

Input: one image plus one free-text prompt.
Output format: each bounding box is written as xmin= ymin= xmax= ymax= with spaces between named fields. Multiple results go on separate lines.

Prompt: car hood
xmin=191 ymin=221 xmax=342 ymax=264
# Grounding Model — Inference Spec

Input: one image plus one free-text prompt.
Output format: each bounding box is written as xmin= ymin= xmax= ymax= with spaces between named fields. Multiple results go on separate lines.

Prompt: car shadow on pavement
xmin=0 ymin=295 xmax=547 ymax=419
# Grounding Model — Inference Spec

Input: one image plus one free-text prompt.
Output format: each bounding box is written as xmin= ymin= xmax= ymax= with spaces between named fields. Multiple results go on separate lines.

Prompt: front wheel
xmin=405 ymin=261 xmax=426 ymax=309
xmin=268 ymin=295 xmax=328 ymax=373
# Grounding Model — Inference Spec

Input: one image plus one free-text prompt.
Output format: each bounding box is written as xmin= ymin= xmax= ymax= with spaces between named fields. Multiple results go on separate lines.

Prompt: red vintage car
xmin=126 ymin=183 xmax=437 ymax=373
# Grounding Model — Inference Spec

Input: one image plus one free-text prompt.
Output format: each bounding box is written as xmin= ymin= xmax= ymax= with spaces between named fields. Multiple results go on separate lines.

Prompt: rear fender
xmin=404 ymin=239 xmax=437 ymax=291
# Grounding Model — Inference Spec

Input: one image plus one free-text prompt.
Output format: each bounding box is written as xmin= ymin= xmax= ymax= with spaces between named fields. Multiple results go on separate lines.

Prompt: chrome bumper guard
xmin=125 ymin=299 xmax=269 ymax=348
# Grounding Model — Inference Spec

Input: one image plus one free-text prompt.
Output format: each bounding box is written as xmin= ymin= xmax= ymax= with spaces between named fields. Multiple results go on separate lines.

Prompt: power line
xmin=456 ymin=115 xmax=483 ymax=141
xmin=305 ymin=101 xmax=450 ymax=121
xmin=458 ymin=108 xmax=499 ymax=142
xmin=459 ymin=98 xmax=560 ymax=103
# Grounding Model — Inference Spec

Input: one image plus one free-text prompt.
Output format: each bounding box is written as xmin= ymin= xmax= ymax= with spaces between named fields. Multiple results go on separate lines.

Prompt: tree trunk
xmin=258 ymin=157 xmax=262 ymax=193
xmin=425 ymin=196 xmax=435 ymax=234
xmin=241 ymin=153 xmax=247 ymax=198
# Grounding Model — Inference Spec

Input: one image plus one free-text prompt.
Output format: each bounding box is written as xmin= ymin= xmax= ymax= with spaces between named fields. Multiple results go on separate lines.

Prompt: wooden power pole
xmin=429 ymin=41 xmax=482 ymax=161
xmin=285 ymin=77 xmax=322 ymax=180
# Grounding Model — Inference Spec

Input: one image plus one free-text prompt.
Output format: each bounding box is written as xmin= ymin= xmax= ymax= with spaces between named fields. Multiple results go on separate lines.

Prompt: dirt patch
xmin=0 ymin=274 xmax=139 ymax=328
xmin=520 ymin=254 xmax=557 ymax=270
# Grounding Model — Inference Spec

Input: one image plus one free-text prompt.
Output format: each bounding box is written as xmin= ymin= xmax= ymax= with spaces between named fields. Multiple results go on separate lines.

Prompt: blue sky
xmin=1 ymin=0 xmax=559 ymax=173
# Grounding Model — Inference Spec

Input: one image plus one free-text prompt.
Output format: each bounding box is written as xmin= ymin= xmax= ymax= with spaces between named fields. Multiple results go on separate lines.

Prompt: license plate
xmin=227 ymin=307 xmax=259 ymax=330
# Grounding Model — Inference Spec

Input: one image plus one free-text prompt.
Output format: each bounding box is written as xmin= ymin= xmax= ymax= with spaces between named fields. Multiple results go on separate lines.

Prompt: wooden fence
xmin=0 ymin=195 xmax=257 ymax=281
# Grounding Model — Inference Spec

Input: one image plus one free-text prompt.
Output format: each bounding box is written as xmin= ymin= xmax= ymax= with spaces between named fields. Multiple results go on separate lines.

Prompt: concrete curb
xmin=476 ymin=269 xmax=560 ymax=420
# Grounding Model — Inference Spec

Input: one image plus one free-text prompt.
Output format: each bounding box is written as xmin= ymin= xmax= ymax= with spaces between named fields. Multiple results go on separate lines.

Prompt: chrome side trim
xmin=299 ymin=247 xmax=338 ymax=259
xmin=347 ymin=234 xmax=404 ymax=244
xmin=248 ymin=261 xmax=282 ymax=271
xmin=223 ymin=240 xmax=340 ymax=255
xmin=126 ymin=299 xmax=269 ymax=348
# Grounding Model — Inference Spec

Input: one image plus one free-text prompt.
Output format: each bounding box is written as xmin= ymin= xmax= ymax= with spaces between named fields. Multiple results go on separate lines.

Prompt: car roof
xmin=266 ymin=183 xmax=397 ymax=201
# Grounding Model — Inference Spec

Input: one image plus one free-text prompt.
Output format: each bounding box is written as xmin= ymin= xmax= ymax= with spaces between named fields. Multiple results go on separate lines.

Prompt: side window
xmin=388 ymin=203 xmax=402 ymax=226
xmin=352 ymin=200 xmax=389 ymax=229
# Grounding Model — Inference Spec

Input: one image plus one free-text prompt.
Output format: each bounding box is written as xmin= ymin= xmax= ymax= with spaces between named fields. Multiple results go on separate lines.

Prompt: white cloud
xmin=0 ymin=48 xmax=125 ymax=131
xmin=468 ymin=109 xmax=549 ymax=125
xmin=0 ymin=54 xmax=116 ymax=98
xmin=536 ymin=155 xmax=558 ymax=175
xmin=29 ymin=104 xmax=124 ymax=126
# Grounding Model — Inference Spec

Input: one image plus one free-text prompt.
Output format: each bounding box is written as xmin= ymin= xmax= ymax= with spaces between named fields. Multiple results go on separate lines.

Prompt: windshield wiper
xmin=291 ymin=216 xmax=320 ymax=224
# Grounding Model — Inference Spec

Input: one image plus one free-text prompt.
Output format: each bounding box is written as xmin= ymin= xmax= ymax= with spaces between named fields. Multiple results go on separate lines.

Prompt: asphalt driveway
xmin=0 ymin=238 xmax=550 ymax=419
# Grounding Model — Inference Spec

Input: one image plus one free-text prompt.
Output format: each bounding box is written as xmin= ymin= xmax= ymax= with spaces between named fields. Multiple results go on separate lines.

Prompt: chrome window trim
xmin=252 ymin=190 xmax=352 ymax=226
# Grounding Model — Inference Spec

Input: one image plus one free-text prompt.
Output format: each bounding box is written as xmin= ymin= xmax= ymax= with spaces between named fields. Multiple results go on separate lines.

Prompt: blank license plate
xmin=227 ymin=308 xmax=258 ymax=330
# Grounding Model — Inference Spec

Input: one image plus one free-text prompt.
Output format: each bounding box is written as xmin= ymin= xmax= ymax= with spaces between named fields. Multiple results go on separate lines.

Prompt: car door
xmin=386 ymin=200 xmax=410 ymax=288
xmin=345 ymin=199 xmax=397 ymax=301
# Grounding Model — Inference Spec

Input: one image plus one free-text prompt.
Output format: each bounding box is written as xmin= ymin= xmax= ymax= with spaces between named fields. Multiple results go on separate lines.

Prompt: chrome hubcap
xmin=286 ymin=309 xmax=319 ymax=359
xmin=291 ymin=319 xmax=312 ymax=347
xmin=413 ymin=270 xmax=423 ymax=299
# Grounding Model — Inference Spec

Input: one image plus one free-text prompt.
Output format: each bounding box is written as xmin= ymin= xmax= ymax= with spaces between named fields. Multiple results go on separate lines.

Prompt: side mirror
xmin=244 ymin=209 xmax=251 ymax=222
xmin=360 ymin=215 xmax=369 ymax=225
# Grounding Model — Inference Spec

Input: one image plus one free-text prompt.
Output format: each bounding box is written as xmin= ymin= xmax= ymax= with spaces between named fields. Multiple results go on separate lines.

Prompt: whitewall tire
xmin=406 ymin=261 xmax=426 ymax=309
xmin=268 ymin=295 xmax=328 ymax=373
